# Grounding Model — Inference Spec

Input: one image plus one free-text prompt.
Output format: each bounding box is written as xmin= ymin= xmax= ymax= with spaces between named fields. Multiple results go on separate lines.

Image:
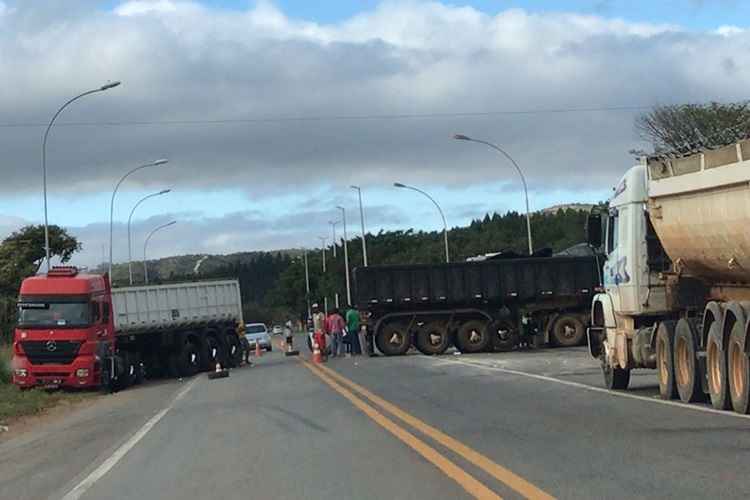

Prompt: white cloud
xmin=1 ymin=1 xmax=750 ymax=259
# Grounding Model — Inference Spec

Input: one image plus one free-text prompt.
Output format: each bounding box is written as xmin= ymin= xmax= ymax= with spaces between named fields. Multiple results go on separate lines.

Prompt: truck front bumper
xmin=12 ymin=354 xmax=100 ymax=389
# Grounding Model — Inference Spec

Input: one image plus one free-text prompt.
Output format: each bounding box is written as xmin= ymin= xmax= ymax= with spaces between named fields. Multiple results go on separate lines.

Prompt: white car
xmin=245 ymin=323 xmax=272 ymax=351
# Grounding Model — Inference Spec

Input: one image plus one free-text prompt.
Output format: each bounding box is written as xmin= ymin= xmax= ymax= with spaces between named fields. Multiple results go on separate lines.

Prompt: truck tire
xmin=415 ymin=321 xmax=450 ymax=355
xmin=132 ymin=352 xmax=145 ymax=385
xmin=224 ymin=332 xmax=242 ymax=368
xmin=674 ymin=319 xmax=704 ymax=403
xmin=178 ymin=339 xmax=202 ymax=377
xmin=728 ymin=321 xmax=750 ymax=414
xmin=376 ymin=322 xmax=411 ymax=356
xmin=551 ymin=314 xmax=585 ymax=347
xmin=489 ymin=319 xmax=517 ymax=352
xmin=602 ymin=357 xmax=630 ymax=390
xmin=455 ymin=320 xmax=490 ymax=353
xmin=204 ymin=335 xmax=226 ymax=369
xmin=707 ymin=321 xmax=731 ymax=410
xmin=655 ymin=321 xmax=678 ymax=400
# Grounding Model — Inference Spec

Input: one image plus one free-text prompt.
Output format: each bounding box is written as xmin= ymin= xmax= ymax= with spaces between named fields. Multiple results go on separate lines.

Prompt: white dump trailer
xmin=112 ymin=280 xmax=246 ymax=386
xmin=588 ymin=138 xmax=750 ymax=414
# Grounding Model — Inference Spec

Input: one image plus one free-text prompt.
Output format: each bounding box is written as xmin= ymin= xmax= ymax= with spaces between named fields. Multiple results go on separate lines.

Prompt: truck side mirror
xmin=586 ymin=212 xmax=603 ymax=248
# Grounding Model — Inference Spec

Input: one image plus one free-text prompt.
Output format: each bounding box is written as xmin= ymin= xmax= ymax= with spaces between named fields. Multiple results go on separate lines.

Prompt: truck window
xmin=607 ymin=209 xmax=619 ymax=254
xmin=18 ymin=302 xmax=90 ymax=328
xmin=91 ymin=302 xmax=101 ymax=323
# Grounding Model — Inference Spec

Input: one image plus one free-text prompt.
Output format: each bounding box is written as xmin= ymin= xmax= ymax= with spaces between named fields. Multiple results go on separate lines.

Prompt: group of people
xmin=310 ymin=303 xmax=369 ymax=358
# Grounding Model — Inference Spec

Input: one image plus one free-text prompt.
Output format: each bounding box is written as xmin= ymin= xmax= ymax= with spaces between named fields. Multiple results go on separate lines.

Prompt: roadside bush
xmin=0 ymin=344 xmax=11 ymax=385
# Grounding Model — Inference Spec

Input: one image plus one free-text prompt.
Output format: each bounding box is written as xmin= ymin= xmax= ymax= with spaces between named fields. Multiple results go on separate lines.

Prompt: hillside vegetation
xmin=132 ymin=207 xmax=593 ymax=324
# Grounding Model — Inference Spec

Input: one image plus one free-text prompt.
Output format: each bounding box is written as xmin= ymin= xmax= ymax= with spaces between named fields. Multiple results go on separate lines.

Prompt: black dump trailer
xmin=353 ymin=254 xmax=602 ymax=356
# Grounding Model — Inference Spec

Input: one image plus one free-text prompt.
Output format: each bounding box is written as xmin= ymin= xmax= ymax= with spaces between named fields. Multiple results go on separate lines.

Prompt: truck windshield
xmin=17 ymin=302 xmax=90 ymax=328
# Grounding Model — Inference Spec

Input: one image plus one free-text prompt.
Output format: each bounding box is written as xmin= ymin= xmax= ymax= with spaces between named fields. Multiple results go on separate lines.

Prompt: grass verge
xmin=0 ymin=345 xmax=93 ymax=424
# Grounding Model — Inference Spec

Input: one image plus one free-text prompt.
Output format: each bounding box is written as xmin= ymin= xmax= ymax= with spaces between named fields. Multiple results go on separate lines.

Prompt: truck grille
xmin=20 ymin=340 xmax=82 ymax=365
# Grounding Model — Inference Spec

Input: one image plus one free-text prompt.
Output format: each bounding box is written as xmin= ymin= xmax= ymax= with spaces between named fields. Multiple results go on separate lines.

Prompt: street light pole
xmin=42 ymin=81 xmax=121 ymax=273
xmin=394 ymin=183 xmax=450 ymax=263
xmin=350 ymin=185 xmax=368 ymax=266
xmin=128 ymin=189 xmax=171 ymax=285
xmin=317 ymin=236 xmax=328 ymax=272
xmin=303 ymin=248 xmax=311 ymax=319
xmin=454 ymin=134 xmax=533 ymax=255
xmin=109 ymin=159 xmax=169 ymax=282
xmin=328 ymin=220 xmax=339 ymax=258
xmin=143 ymin=220 xmax=176 ymax=285
xmin=336 ymin=206 xmax=352 ymax=306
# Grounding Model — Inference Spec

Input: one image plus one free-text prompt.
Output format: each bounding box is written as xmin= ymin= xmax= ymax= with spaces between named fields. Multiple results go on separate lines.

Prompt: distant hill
xmin=540 ymin=203 xmax=594 ymax=215
xmin=103 ymin=249 xmax=302 ymax=287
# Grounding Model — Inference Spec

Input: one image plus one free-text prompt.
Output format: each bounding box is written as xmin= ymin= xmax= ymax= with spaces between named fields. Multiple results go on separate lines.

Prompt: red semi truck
xmin=11 ymin=266 xmax=245 ymax=390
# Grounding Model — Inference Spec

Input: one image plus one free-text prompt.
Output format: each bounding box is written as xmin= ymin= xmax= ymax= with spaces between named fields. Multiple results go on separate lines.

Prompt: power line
xmin=0 ymin=104 xmax=650 ymax=129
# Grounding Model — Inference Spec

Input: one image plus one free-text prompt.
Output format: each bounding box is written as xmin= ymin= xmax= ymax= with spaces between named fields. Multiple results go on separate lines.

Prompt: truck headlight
xmin=15 ymin=368 xmax=27 ymax=377
xmin=76 ymin=368 xmax=89 ymax=378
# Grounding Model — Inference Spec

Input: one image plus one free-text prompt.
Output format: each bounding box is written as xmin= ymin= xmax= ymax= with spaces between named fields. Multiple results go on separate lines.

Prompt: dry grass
xmin=0 ymin=344 xmax=92 ymax=423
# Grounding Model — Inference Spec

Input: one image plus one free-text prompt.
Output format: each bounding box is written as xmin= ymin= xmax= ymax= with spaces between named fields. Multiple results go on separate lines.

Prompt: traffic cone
xmin=312 ymin=341 xmax=323 ymax=364
xmin=255 ymin=341 xmax=262 ymax=358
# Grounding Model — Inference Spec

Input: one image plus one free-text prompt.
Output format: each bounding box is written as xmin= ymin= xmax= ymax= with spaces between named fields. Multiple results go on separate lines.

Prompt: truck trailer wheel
xmin=707 ymin=322 xmax=731 ymax=410
xmin=674 ymin=319 xmax=704 ymax=403
xmin=728 ymin=321 xmax=750 ymax=414
xmin=551 ymin=315 xmax=585 ymax=347
xmin=655 ymin=321 xmax=678 ymax=400
xmin=376 ymin=322 xmax=411 ymax=356
xmin=415 ymin=321 xmax=450 ymax=355
xmin=601 ymin=357 xmax=630 ymax=390
xmin=224 ymin=332 xmax=242 ymax=368
xmin=455 ymin=320 xmax=490 ymax=353
xmin=178 ymin=339 xmax=202 ymax=377
xmin=489 ymin=319 xmax=517 ymax=352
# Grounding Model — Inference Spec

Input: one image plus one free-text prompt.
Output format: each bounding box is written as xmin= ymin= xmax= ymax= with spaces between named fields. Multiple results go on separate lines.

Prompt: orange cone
xmin=255 ymin=341 xmax=262 ymax=358
xmin=312 ymin=341 xmax=323 ymax=364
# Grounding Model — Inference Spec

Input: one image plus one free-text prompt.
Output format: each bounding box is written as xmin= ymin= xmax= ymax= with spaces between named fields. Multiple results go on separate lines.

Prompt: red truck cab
xmin=12 ymin=266 xmax=115 ymax=389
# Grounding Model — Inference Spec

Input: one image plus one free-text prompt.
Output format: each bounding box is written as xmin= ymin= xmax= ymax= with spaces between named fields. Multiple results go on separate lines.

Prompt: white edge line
xmin=427 ymin=357 xmax=750 ymax=421
xmin=61 ymin=377 xmax=199 ymax=500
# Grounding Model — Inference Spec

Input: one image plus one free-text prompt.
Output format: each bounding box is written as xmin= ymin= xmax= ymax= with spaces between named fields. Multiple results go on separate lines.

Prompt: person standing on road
xmin=326 ymin=308 xmax=346 ymax=358
xmin=346 ymin=305 xmax=362 ymax=355
xmin=311 ymin=303 xmax=327 ymax=355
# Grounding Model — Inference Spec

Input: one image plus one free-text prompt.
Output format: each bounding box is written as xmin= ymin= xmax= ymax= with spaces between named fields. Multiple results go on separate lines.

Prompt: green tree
xmin=0 ymin=225 xmax=81 ymax=342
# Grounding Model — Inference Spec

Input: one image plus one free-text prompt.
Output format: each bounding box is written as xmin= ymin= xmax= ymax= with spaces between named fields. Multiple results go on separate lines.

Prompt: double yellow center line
xmin=301 ymin=359 xmax=554 ymax=500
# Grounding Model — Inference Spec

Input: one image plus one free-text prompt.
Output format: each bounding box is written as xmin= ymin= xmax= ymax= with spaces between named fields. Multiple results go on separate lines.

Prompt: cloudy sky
xmin=1 ymin=0 xmax=749 ymax=267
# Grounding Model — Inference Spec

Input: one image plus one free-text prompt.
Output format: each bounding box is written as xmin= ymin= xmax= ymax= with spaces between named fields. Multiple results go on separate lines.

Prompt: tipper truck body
xmin=353 ymin=254 xmax=602 ymax=356
xmin=11 ymin=266 xmax=245 ymax=390
xmin=588 ymin=138 xmax=750 ymax=413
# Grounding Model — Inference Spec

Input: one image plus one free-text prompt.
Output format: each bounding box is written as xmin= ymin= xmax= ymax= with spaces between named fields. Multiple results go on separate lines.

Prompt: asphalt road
xmin=2 ymin=337 xmax=750 ymax=499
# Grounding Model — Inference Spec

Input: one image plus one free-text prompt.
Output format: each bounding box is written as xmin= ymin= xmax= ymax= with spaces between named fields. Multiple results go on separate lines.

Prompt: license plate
xmin=42 ymin=379 xmax=62 ymax=388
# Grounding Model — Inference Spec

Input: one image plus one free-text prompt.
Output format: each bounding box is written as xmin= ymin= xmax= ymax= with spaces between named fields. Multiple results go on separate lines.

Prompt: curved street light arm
xmin=109 ymin=160 xmax=169 ymax=280
xmin=127 ymin=189 xmax=171 ymax=285
xmin=395 ymin=184 xmax=450 ymax=263
xmin=143 ymin=221 xmax=176 ymax=285
xmin=455 ymin=135 xmax=533 ymax=255
xmin=42 ymin=85 xmax=119 ymax=272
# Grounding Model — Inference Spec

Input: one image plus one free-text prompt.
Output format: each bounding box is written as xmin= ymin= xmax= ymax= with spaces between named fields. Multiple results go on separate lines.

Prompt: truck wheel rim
xmin=730 ymin=340 xmax=745 ymax=401
xmin=657 ymin=335 xmax=669 ymax=386
xmin=707 ymin=339 xmax=722 ymax=395
xmin=429 ymin=333 xmax=442 ymax=346
xmin=675 ymin=337 xmax=689 ymax=387
xmin=469 ymin=330 xmax=480 ymax=343
xmin=562 ymin=322 xmax=575 ymax=339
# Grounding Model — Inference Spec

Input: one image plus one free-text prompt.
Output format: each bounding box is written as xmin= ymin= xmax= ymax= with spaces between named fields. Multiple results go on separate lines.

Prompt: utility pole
xmin=337 ymin=206 xmax=352 ymax=306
